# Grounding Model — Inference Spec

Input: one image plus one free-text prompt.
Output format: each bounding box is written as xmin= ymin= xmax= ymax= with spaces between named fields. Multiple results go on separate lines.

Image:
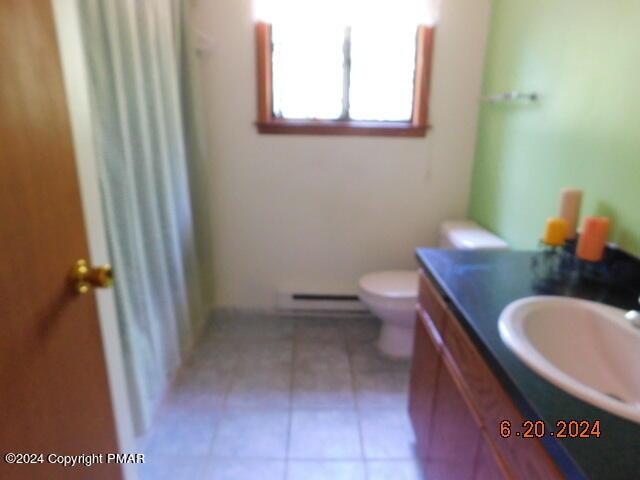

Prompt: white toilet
xmin=358 ymin=221 xmax=508 ymax=358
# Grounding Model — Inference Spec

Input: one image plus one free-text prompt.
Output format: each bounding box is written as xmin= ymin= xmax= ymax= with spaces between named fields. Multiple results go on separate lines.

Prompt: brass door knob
xmin=69 ymin=259 xmax=114 ymax=294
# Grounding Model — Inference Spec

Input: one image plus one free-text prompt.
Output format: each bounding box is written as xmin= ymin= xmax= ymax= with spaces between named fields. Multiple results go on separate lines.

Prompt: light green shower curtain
xmin=78 ymin=0 xmax=207 ymax=433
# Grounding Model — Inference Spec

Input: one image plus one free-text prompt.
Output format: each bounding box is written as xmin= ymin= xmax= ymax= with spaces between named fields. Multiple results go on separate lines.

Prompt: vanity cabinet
xmin=409 ymin=269 xmax=564 ymax=479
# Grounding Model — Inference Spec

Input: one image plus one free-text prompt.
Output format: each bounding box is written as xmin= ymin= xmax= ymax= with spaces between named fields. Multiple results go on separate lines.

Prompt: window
xmin=254 ymin=0 xmax=439 ymax=137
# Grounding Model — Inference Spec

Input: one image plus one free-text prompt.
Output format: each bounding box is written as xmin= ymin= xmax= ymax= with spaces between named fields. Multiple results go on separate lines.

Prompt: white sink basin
xmin=498 ymin=296 xmax=640 ymax=424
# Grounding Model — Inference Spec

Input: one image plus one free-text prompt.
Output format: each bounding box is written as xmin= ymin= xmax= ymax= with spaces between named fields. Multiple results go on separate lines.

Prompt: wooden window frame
xmin=255 ymin=22 xmax=435 ymax=137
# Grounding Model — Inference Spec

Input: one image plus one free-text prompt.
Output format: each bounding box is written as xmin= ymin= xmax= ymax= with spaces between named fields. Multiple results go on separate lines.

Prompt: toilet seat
xmin=358 ymin=270 xmax=418 ymax=299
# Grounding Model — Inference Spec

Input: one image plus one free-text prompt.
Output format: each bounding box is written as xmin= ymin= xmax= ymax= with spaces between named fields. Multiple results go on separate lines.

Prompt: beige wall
xmin=193 ymin=0 xmax=492 ymax=308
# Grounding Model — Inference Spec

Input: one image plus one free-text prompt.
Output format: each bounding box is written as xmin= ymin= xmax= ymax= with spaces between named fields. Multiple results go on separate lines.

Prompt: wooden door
xmin=0 ymin=1 xmax=122 ymax=479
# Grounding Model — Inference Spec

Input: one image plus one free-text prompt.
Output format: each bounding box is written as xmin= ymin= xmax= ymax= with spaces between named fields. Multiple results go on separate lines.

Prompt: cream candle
xmin=558 ymin=188 xmax=583 ymax=240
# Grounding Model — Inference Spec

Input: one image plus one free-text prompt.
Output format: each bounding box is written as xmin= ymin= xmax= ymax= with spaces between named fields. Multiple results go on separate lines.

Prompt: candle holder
xmin=571 ymin=257 xmax=612 ymax=286
xmin=531 ymin=242 xmax=570 ymax=283
xmin=531 ymin=238 xmax=614 ymax=292
xmin=532 ymin=239 xmax=640 ymax=302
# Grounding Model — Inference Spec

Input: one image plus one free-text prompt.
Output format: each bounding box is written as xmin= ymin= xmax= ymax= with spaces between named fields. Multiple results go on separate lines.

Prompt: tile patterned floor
xmin=138 ymin=311 xmax=427 ymax=480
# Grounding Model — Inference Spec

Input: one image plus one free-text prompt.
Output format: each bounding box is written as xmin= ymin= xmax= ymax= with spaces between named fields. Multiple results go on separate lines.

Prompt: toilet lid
xmin=359 ymin=270 xmax=418 ymax=299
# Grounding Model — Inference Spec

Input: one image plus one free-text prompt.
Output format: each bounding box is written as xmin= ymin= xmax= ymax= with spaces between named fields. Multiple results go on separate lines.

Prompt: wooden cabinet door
xmin=474 ymin=434 xmax=509 ymax=480
xmin=425 ymin=354 xmax=482 ymax=480
xmin=409 ymin=309 xmax=442 ymax=454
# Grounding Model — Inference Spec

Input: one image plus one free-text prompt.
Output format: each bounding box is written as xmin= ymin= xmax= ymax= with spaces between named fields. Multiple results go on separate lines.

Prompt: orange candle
xmin=576 ymin=217 xmax=610 ymax=262
xmin=558 ymin=188 xmax=583 ymax=240
xmin=543 ymin=217 xmax=568 ymax=246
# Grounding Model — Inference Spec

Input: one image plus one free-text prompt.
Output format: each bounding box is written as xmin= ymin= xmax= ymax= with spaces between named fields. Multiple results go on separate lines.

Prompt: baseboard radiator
xmin=276 ymin=291 xmax=367 ymax=313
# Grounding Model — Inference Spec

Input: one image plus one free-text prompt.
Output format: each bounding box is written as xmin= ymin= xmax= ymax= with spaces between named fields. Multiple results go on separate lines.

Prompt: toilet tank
xmin=438 ymin=221 xmax=508 ymax=250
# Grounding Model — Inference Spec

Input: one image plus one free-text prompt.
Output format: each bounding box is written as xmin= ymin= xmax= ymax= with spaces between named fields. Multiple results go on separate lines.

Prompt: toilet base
xmin=377 ymin=322 xmax=415 ymax=359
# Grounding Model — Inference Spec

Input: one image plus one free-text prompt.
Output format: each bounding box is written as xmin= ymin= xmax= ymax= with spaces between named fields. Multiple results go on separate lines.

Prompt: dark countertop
xmin=416 ymin=248 xmax=640 ymax=480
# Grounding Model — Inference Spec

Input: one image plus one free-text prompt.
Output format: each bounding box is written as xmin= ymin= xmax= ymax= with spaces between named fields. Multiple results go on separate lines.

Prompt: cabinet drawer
xmin=441 ymin=307 xmax=563 ymax=479
xmin=418 ymin=269 xmax=447 ymax=335
xmin=417 ymin=305 xmax=443 ymax=348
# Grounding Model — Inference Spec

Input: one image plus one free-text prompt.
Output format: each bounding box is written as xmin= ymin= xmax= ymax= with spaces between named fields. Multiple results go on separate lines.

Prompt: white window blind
xmin=254 ymin=0 xmax=442 ymax=28
xmin=256 ymin=0 xmax=441 ymax=122
xmin=271 ymin=24 xmax=345 ymax=120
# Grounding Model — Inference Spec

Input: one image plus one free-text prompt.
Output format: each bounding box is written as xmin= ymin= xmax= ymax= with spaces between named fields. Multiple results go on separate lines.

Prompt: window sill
xmin=255 ymin=119 xmax=429 ymax=137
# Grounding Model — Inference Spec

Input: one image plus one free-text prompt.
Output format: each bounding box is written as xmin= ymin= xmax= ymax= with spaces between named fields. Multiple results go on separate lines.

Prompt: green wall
xmin=468 ymin=0 xmax=640 ymax=254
